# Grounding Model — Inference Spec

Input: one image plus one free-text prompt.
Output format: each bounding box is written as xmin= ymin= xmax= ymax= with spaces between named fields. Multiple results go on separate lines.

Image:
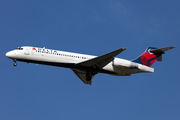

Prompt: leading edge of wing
xmin=77 ymin=48 xmax=126 ymax=69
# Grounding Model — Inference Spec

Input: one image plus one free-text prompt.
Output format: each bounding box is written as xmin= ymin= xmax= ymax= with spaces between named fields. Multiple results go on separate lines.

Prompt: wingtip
xmin=122 ymin=48 xmax=127 ymax=50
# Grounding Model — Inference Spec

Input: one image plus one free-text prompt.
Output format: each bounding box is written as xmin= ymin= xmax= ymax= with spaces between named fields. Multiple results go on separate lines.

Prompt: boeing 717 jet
xmin=6 ymin=46 xmax=175 ymax=85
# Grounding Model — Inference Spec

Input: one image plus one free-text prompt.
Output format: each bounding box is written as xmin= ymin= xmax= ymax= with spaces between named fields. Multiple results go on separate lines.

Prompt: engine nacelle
xmin=113 ymin=59 xmax=139 ymax=68
xmin=130 ymin=62 xmax=139 ymax=68
xmin=112 ymin=60 xmax=121 ymax=67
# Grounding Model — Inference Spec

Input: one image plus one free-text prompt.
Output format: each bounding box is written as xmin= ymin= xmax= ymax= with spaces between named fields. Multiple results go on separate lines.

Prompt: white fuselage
xmin=6 ymin=46 xmax=154 ymax=76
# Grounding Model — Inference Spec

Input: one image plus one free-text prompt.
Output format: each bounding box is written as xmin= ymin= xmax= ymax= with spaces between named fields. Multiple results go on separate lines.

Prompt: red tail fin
xmin=132 ymin=46 xmax=175 ymax=67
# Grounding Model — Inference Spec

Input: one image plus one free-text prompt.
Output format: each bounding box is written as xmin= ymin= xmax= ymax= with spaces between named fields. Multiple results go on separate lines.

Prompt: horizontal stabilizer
xmin=150 ymin=46 xmax=176 ymax=53
xmin=157 ymin=55 xmax=162 ymax=61
xmin=151 ymin=46 xmax=176 ymax=62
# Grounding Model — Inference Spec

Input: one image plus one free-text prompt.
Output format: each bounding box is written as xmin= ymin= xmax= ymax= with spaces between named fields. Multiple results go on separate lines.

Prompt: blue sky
xmin=0 ymin=0 xmax=180 ymax=119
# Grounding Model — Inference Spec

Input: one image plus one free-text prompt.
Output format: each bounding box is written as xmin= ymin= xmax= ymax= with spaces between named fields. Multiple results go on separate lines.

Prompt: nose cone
xmin=6 ymin=51 xmax=16 ymax=59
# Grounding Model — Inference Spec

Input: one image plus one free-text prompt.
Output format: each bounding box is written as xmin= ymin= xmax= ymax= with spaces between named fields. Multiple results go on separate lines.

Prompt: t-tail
xmin=132 ymin=46 xmax=176 ymax=67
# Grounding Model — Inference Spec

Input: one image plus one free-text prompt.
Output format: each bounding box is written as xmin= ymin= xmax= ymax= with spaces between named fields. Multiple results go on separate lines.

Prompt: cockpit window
xmin=16 ymin=47 xmax=23 ymax=50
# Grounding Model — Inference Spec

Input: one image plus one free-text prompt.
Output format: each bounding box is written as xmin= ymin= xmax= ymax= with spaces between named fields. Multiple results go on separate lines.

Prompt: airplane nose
xmin=6 ymin=52 xmax=11 ymax=57
xmin=6 ymin=51 xmax=16 ymax=59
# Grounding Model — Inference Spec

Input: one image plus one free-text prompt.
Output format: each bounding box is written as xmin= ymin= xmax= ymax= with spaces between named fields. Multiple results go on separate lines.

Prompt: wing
xmin=77 ymin=48 xmax=126 ymax=69
xmin=72 ymin=48 xmax=126 ymax=85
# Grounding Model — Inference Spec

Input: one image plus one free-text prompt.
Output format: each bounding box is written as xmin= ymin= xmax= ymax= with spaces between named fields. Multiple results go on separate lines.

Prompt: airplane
xmin=6 ymin=46 xmax=175 ymax=85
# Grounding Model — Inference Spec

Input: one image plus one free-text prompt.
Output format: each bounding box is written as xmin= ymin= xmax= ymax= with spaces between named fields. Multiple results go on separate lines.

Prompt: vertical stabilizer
xmin=132 ymin=46 xmax=176 ymax=67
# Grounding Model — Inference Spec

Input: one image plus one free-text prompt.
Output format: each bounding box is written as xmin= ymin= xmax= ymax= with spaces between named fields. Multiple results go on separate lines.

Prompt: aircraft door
xmin=24 ymin=48 xmax=30 ymax=55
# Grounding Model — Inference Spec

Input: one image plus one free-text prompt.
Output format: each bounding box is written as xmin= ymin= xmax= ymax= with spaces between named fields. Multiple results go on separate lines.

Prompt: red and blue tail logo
xmin=132 ymin=47 xmax=162 ymax=67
